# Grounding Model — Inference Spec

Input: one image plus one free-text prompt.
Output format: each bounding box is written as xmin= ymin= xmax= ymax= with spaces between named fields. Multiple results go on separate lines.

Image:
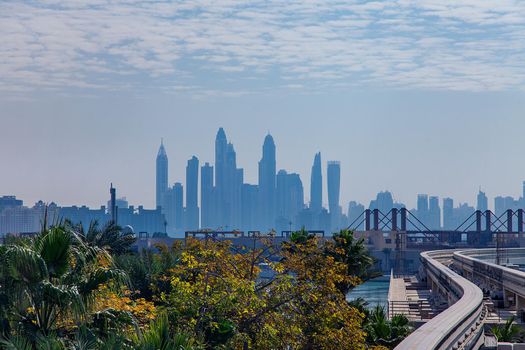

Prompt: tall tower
xmin=185 ymin=156 xmax=199 ymax=230
xmin=215 ymin=128 xmax=227 ymax=226
xmin=310 ymin=152 xmax=322 ymax=212
xmin=258 ymin=134 xmax=276 ymax=230
xmin=201 ymin=162 xmax=214 ymax=229
xmin=110 ymin=183 xmax=116 ymax=224
xmin=477 ymin=190 xmax=488 ymax=212
xmin=156 ymin=140 xmax=168 ymax=209
xmin=327 ymin=161 xmax=341 ymax=230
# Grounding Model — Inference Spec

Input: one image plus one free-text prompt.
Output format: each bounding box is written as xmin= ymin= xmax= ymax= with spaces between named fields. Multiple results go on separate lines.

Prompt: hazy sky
xmin=1 ymin=1 xmax=525 ymax=210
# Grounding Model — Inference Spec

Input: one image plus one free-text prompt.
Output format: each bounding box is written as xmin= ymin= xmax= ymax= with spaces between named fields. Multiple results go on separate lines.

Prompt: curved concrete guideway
xmin=454 ymin=248 xmax=525 ymax=313
xmin=395 ymin=250 xmax=485 ymax=350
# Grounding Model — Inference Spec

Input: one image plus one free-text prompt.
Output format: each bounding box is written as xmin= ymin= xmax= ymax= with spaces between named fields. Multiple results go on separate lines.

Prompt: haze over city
xmin=2 ymin=1 xmax=525 ymax=210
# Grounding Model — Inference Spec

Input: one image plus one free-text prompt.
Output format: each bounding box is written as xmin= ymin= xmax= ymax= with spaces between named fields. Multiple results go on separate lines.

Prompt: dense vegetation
xmin=0 ymin=221 xmax=408 ymax=349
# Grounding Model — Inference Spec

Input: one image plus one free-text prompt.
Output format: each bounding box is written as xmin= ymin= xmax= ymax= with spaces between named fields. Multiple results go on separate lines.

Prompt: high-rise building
xmin=173 ymin=183 xmax=184 ymax=231
xmin=0 ymin=196 xmax=23 ymax=213
xmin=348 ymin=201 xmax=365 ymax=231
xmin=310 ymin=152 xmax=322 ymax=212
xmin=327 ymin=161 xmax=341 ymax=231
xmin=428 ymin=196 xmax=440 ymax=229
xmin=185 ymin=156 xmax=199 ymax=230
xmin=156 ymin=140 xmax=168 ymax=209
xmin=443 ymin=197 xmax=454 ymax=230
xmin=370 ymin=191 xmax=394 ymax=214
xmin=276 ymin=170 xmax=304 ymax=230
xmin=477 ymin=190 xmax=488 ymax=212
xmin=163 ymin=182 xmax=184 ymax=233
xmin=241 ymin=184 xmax=258 ymax=231
xmin=258 ymin=134 xmax=276 ymax=230
xmin=201 ymin=162 xmax=214 ymax=229
xmin=417 ymin=194 xmax=429 ymax=226
xmin=214 ymin=128 xmax=228 ymax=226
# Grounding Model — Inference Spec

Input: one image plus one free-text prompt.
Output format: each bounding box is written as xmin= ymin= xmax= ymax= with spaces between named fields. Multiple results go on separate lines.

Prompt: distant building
xmin=370 ymin=191 xmax=394 ymax=214
xmin=309 ymin=152 xmax=322 ymax=213
xmin=276 ymin=170 xmax=304 ymax=231
xmin=348 ymin=201 xmax=365 ymax=231
xmin=258 ymin=134 xmax=276 ymax=231
xmin=163 ymin=182 xmax=184 ymax=234
xmin=428 ymin=196 xmax=440 ymax=230
xmin=443 ymin=198 xmax=454 ymax=230
xmin=0 ymin=196 xmax=23 ymax=212
xmin=241 ymin=184 xmax=258 ymax=231
xmin=156 ymin=140 xmax=168 ymax=209
xmin=477 ymin=190 xmax=488 ymax=212
xmin=200 ymin=162 xmax=214 ymax=229
xmin=327 ymin=161 xmax=341 ymax=231
xmin=185 ymin=156 xmax=199 ymax=230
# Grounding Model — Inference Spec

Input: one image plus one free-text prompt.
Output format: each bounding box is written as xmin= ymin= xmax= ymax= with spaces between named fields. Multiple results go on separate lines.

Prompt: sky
xmin=1 ymin=0 xmax=525 ymax=210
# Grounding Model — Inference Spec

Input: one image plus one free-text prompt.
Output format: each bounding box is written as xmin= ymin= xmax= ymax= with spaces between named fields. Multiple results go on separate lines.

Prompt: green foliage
xmin=72 ymin=221 xmax=136 ymax=255
xmin=0 ymin=220 xmax=376 ymax=349
xmin=0 ymin=223 xmax=127 ymax=344
xmin=364 ymin=305 xmax=411 ymax=348
xmin=492 ymin=316 xmax=522 ymax=342
xmin=133 ymin=313 xmax=201 ymax=350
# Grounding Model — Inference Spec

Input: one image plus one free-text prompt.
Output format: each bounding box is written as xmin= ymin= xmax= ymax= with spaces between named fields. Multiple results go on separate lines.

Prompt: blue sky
xmin=1 ymin=0 xmax=525 ymax=209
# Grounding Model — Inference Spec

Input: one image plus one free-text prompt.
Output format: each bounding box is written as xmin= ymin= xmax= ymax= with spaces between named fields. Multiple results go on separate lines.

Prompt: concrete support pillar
xmin=517 ymin=295 xmax=525 ymax=311
xmin=485 ymin=210 xmax=492 ymax=232
xmin=392 ymin=208 xmax=398 ymax=231
xmin=507 ymin=209 xmax=514 ymax=233
xmin=365 ymin=210 xmax=371 ymax=231
xmin=476 ymin=210 xmax=482 ymax=232
xmin=504 ymin=288 xmax=516 ymax=310
xmin=400 ymin=208 xmax=407 ymax=231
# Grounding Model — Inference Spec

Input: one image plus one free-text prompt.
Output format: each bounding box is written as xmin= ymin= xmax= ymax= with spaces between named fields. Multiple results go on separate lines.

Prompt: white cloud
xmin=1 ymin=0 xmax=525 ymax=95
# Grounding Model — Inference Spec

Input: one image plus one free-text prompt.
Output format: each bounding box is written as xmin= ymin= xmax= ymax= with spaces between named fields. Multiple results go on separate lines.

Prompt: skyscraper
xmin=156 ymin=140 xmax=168 ymax=209
xmin=428 ymin=196 xmax=440 ymax=229
xmin=212 ymin=128 xmax=243 ymax=229
xmin=201 ymin=162 xmax=214 ymax=229
xmin=258 ymin=134 xmax=276 ymax=230
xmin=327 ymin=161 xmax=341 ymax=230
xmin=173 ymin=183 xmax=184 ymax=231
xmin=417 ymin=194 xmax=429 ymax=225
xmin=276 ymin=170 xmax=305 ymax=227
xmin=185 ymin=156 xmax=199 ymax=230
xmin=443 ymin=197 xmax=454 ymax=230
xmin=348 ymin=201 xmax=365 ymax=231
xmin=477 ymin=190 xmax=488 ymax=212
xmin=214 ymin=128 xmax=227 ymax=226
xmin=310 ymin=152 xmax=322 ymax=213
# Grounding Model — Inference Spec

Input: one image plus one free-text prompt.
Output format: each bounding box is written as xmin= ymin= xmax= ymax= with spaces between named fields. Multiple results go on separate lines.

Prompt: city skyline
xmin=3 ymin=121 xmax=525 ymax=212
xmin=2 ymin=0 xmax=525 ymax=218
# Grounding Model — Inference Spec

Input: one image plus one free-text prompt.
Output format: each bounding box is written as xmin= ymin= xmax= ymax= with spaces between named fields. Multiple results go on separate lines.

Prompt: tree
xmin=157 ymin=236 xmax=366 ymax=349
xmin=72 ymin=220 xmax=136 ymax=255
xmin=326 ymin=229 xmax=375 ymax=293
xmin=0 ymin=224 xmax=127 ymax=344
xmin=492 ymin=316 xmax=522 ymax=342
xmin=364 ymin=305 xmax=411 ymax=348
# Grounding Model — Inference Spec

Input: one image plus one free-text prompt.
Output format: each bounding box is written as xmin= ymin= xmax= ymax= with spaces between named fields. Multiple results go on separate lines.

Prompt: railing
xmin=395 ymin=250 xmax=485 ymax=350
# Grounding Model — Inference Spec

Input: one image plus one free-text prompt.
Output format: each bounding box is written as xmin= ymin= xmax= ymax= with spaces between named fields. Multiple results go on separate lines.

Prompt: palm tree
xmin=0 ymin=224 xmax=127 ymax=342
xmin=365 ymin=305 xmax=411 ymax=347
xmin=492 ymin=316 xmax=522 ymax=342
xmin=328 ymin=229 xmax=375 ymax=294
xmin=72 ymin=220 xmax=136 ymax=255
xmin=132 ymin=313 xmax=201 ymax=350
